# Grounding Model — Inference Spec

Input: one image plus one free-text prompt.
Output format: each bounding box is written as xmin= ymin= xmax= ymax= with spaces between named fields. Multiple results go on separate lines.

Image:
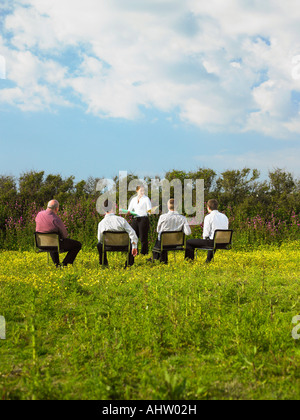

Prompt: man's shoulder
xmin=210 ymin=210 xmax=228 ymax=222
xmin=100 ymin=214 xmax=127 ymax=224
xmin=36 ymin=209 xmax=46 ymax=216
xmin=129 ymin=195 xmax=138 ymax=203
xmin=159 ymin=212 xmax=187 ymax=222
xmin=36 ymin=209 xmax=54 ymax=219
xmin=176 ymin=213 xmax=187 ymax=219
xmin=158 ymin=213 xmax=170 ymax=222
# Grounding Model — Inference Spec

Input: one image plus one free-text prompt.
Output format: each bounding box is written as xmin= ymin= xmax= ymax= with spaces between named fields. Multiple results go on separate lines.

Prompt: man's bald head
xmin=47 ymin=200 xmax=59 ymax=212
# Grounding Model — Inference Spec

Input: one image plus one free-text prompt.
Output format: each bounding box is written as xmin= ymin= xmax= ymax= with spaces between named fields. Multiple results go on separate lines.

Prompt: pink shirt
xmin=35 ymin=209 xmax=68 ymax=239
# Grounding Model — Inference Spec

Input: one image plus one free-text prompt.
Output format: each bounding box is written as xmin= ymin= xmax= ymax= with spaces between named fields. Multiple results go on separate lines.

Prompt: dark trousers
xmin=50 ymin=238 xmax=82 ymax=266
xmin=97 ymin=243 xmax=134 ymax=267
xmin=131 ymin=216 xmax=150 ymax=255
xmin=152 ymin=239 xmax=168 ymax=263
xmin=185 ymin=238 xmax=215 ymax=262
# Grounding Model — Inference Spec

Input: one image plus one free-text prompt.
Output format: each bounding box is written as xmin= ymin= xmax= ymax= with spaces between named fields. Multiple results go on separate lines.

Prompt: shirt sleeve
xmin=128 ymin=196 xmax=135 ymax=212
xmin=146 ymin=197 xmax=152 ymax=212
xmin=202 ymin=214 xmax=211 ymax=239
xmin=123 ymin=220 xmax=138 ymax=249
xmin=53 ymin=216 xmax=68 ymax=239
xmin=157 ymin=215 xmax=163 ymax=233
xmin=183 ymin=217 xmax=192 ymax=236
xmin=97 ymin=221 xmax=103 ymax=243
xmin=224 ymin=215 xmax=229 ymax=229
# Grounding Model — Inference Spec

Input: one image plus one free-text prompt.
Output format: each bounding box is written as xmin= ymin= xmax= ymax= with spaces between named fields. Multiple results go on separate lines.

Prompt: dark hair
xmin=104 ymin=199 xmax=113 ymax=212
xmin=207 ymin=199 xmax=218 ymax=211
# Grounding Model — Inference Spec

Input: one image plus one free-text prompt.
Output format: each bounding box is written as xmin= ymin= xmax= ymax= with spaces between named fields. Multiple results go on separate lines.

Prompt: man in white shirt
xmin=127 ymin=186 xmax=152 ymax=255
xmin=98 ymin=199 xmax=138 ymax=267
xmin=185 ymin=199 xmax=229 ymax=263
xmin=151 ymin=199 xmax=191 ymax=264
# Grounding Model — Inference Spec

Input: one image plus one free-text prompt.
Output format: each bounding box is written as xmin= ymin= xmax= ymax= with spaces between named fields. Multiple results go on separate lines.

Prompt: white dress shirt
xmin=97 ymin=213 xmax=138 ymax=249
xmin=128 ymin=195 xmax=152 ymax=217
xmin=157 ymin=211 xmax=191 ymax=240
xmin=203 ymin=210 xmax=229 ymax=240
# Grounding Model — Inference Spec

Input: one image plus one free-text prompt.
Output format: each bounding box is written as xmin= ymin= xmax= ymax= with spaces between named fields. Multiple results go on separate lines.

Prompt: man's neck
xmin=105 ymin=211 xmax=115 ymax=216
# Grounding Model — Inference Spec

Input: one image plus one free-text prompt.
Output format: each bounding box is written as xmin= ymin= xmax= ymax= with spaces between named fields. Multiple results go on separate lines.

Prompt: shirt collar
xmin=46 ymin=208 xmax=56 ymax=215
xmin=105 ymin=212 xmax=115 ymax=217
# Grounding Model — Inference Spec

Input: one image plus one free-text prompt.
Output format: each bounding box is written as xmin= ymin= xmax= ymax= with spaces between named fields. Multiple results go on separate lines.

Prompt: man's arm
xmin=146 ymin=197 xmax=152 ymax=212
xmin=127 ymin=196 xmax=135 ymax=213
xmin=156 ymin=215 xmax=164 ymax=233
xmin=123 ymin=220 xmax=138 ymax=249
xmin=202 ymin=214 xmax=211 ymax=239
xmin=183 ymin=217 xmax=192 ymax=236
xmin=53 ymin=216 xmax=68 ymax=239
xmin=97 ymin=222 xmax=103 ymax=243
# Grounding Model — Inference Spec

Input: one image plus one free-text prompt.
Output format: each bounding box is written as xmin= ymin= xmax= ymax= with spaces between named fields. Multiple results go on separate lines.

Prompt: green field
xmin=0 ymin=243 xmax=300 ymax=400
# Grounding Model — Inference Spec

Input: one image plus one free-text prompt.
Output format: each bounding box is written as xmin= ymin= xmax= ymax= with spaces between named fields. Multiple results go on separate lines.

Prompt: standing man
xmin=127 ymin=186 xmax=152 ymax=255
xmin=151 ymin=199 xmax=191 ymax=264
xmin=185 ymin=199 xmax=229 ymax=263
xmin=35 ymin=199 xmax=82 ymax=267
xmin=98 ymin=199 xmax=138 ymax=267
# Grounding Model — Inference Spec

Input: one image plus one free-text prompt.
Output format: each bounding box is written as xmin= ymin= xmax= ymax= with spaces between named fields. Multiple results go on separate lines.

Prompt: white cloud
xmin=1 ymin=0 xmax=300 ymax=138
xmin=0 ymin=55 xmax=5 ymax=79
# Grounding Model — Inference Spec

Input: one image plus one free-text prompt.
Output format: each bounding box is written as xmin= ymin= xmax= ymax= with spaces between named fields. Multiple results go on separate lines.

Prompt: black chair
xmin=34 ymin=232 xmax=61 ymax=264
xmin=152 ymin=231 xmax=186 ymax=262
xmin=102 ymin=231 xmax=131 ymax=266
xmin=195 ymin=229 xmax=234 ymax=261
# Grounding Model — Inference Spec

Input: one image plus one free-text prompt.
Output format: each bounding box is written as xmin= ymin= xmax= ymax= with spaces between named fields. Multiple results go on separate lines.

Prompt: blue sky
xmin=1 ymin=0 xmax=300 ymax=183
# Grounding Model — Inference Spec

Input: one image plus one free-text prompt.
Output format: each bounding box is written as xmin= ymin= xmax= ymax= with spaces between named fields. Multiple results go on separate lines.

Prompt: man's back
xmin=35 ymin=209 xmax=68 ymax=238
xmin=35 ymin=200 xmax=81 ymax=267
xmin=157 ymin=211 xmax=191 ymax=239
xmin=203 ymin=210 xmax=228 ymax=239
xmin=98 ymin=213 xmax=138 ymax=246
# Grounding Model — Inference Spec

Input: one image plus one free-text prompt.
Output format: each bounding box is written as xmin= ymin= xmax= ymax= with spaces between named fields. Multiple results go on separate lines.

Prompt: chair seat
xmin=195 ymin=244 xmax=231 ymax=251
xmin=195 ymin=229 xmax=233 ymax=260
xmin=151 ymin=231 xmax=186 ymax=263
xmin=34 ymin=232 xmax=61 ymax=264
xmin=102 ymin=231 xmax=131 ymax=267
xmin=36 ymin=247 xmax=60 ymax=252
xmin=104 ymin=245 xmax=129 ymax=252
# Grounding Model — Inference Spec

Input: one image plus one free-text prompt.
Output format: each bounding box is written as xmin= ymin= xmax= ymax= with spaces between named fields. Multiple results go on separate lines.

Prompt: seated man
xmin=185 ymin=199 xmax=229 ymax=263
xmin=151 ymin=199 xmax=191 ymax=264
xmin=97 ymin=199 xmax=138 ymax=267
xmin=35 ymin=199 xmax=82 ymax=267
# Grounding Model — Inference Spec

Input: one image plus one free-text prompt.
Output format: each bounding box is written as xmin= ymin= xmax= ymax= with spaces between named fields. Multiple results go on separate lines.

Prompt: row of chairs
xmin=34 ymin=229 xmax=234 ymax=265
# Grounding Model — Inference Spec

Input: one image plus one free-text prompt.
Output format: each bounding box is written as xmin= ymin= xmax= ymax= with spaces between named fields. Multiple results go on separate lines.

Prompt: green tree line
xmin=0 ymin=167 xmax=299 ymax=250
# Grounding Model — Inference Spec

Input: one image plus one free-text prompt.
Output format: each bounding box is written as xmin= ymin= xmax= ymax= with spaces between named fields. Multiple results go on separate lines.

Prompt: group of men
xmin=35 ymin=197 xmax=229 ymax=268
